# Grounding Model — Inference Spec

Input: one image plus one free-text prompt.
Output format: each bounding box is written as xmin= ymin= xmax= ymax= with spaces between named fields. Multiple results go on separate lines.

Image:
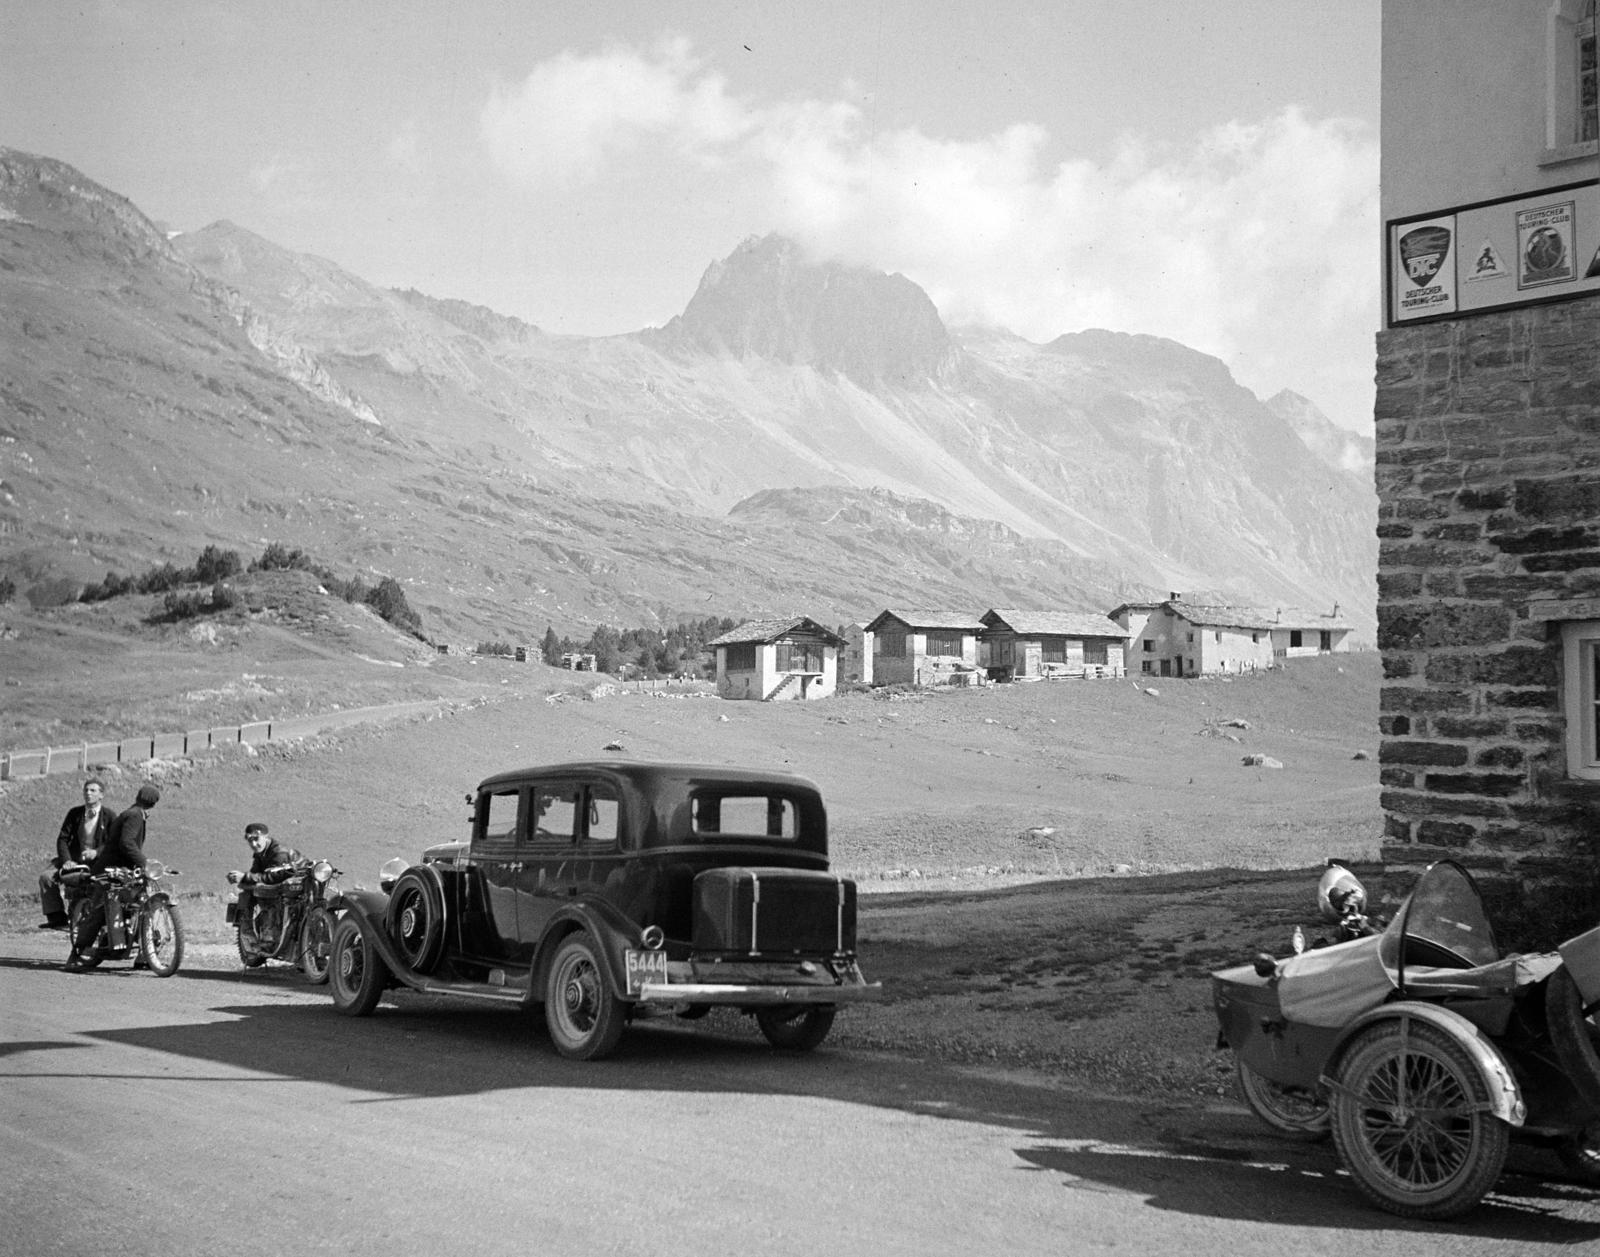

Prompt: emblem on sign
xmin=1399 ymin=225 xmax=1451 ymax=287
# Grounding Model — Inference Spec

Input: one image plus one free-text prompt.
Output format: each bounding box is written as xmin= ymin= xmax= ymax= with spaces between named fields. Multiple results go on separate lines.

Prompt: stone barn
xmin=862 ymin=610 xmax=984 ymax=687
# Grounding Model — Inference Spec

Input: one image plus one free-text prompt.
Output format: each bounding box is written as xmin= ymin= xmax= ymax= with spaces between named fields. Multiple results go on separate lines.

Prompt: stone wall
xmin=1374 ymin=297 xmax=1600 ymax=944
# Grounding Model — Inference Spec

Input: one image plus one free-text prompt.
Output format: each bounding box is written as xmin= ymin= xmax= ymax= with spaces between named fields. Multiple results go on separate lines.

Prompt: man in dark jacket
xmin=65 ymin=783 xmax=159 ymax=972
xmin=230 ymin=822 xmax=307 ymax=953
xmin=38 ymin=778 xmax=115 ymax=929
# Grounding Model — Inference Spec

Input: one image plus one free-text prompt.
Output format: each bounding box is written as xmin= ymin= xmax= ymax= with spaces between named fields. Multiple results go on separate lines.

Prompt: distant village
xmin=521 ymin=593 xmax=1354 ymax=703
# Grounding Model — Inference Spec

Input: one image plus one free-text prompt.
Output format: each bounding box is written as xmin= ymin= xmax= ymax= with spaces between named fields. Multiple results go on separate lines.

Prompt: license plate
xmin=624 ymin=949 xmax=668 ymax=996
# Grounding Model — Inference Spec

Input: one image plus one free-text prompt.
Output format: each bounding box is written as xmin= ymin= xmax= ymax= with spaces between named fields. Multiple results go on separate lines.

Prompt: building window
xmin=1041 ymin=637 xmax=1067 ymax=664
xmin=776 ymin=641 xmax=823 ymax=673
xmin=1290 ymin=629 xmax=1304 ymax=648
xmin=1143 ymin=640 xmax=1154 ymax=652
xmin=1562 ymin=620 xmax=1600 ymax=779
xmin=1142 ymin=660 xmax=1154 ymax=674
xmin=1252 ymin=632 xmax=1260 ymax=643
xmin=1084 ymin=641 xmax=1108 ymax=666
xmin=1547 ymin=0 xmax=1599 ymax=156
xmin=925 ymin=631 xmax=964 ymax=657
xmin=1320 ymin=630 xmax=1333 ymax=651
xmin=875 ymin=630 xmax=906 ymax=657
xmin=724 ymin=642 xmax=756 ymax=671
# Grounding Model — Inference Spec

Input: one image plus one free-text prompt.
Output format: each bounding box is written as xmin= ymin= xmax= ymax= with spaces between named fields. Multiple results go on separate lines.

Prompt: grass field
xmin=0 ymin=600 xmax=1383 ymax=1097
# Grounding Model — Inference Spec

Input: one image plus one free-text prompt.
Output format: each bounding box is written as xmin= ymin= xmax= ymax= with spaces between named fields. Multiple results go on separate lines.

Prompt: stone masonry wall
xmin=1374 ymin=297 xmax=1600 ymax=944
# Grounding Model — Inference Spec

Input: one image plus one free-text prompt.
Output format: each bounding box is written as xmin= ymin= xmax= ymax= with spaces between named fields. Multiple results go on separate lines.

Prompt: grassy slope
xmin=0 ymin=611 xmax=1381 ymax=1098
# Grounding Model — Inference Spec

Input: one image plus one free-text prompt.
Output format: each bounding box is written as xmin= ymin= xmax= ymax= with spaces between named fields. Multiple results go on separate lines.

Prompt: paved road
xmin=4 ymin=935 xmax=1597 ymax=1257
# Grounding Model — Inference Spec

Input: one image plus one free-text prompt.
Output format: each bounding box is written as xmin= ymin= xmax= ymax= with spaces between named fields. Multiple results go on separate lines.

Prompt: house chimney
xmin=1332 ymin=601 xmax=1340 ymax=618
xmin=1169 ymin=591 xmax=1181 ymax=601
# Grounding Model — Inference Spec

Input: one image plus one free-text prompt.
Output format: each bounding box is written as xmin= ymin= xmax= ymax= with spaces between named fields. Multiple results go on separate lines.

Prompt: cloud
xmin=480 ymin=43 xmax=1379 ymax=427
xmin=479 ymin=37 xmax=747 ymax=189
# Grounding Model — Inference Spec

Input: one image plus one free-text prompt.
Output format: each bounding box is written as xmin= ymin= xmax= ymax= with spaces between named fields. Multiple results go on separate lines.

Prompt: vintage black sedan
xmin=328 ymin=760 xmax=881 ymax=1059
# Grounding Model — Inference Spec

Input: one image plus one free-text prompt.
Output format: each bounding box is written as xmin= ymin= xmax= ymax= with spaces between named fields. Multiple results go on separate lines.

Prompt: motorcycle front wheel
xmin=299 ymin=906 xmax=335 ymax=985
xmin=1235 ymin=1059 xmax=1330 ymax=1141
xmin=139 ymin=899 xmax=184 ymax=976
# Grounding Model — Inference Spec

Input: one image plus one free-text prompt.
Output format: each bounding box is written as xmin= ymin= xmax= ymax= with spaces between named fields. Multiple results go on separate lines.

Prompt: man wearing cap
xmin=230 ymin=822 xmax=307 ymax=954
xmin=64 ymin=783 xmax=160 ymax=972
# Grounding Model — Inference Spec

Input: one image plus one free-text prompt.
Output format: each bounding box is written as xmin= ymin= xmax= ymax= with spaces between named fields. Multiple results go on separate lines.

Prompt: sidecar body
xmin=1213 ymin=860 xmax=1600 ymax=1220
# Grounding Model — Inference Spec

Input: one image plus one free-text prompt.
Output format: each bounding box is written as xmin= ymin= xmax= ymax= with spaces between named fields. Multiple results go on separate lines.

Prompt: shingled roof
xmin=708 ymin=617 xmax=845 ymax=647
xmin=864 ymin=609 xmax=984 ymax=632
xmin=1167 ymin=601 xmax=1351 ymax=632
xmin=980 ymin=608 xmax=1127 ymax=638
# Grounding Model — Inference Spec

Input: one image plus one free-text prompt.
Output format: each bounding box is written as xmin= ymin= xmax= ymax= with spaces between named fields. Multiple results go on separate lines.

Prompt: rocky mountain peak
xmin=0 ymin=146 xmax=176 ymax=266
xmin=652 ymin=233 xmax=953 ymax=386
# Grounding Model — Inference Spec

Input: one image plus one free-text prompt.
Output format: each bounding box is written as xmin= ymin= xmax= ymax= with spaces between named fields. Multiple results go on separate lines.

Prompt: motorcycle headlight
xmin=313 ymin=860 xmax=333 ymax=884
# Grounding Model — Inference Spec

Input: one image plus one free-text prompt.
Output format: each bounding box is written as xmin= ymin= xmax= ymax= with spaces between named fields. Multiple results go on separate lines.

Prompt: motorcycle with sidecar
xmin=64 ymin=860 xmax=186 ymax=976
xmin=225 ymin=858 xmax=343 ymax=984
xmin=1213 ymin=859 xmax=1600 ymax=1219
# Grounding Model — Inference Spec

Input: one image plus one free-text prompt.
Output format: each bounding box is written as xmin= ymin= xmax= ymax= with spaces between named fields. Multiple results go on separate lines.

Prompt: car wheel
xmin=138 ymin=899 xmax=184 ymax=977
xmin=299 ymin=907 xmax=336 ymax=985
xmin=387 ymin=869 xmax=445 ymax=974
xmin=1329 ymin=1019 xmax=1510 ymax=1219
xmin=756 ymin=1006 xmax=835 ymax=1052
xmin=545 ymin=932 xmax=625 ymax=1061
xmin=1235 ymin=1058 xmax=1330 ymax=1141
xmin=330 ymin=917 xmax=388 ymax=1016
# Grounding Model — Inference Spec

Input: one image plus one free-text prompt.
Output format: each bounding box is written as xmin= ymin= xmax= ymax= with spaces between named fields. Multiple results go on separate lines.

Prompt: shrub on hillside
xmin=80 ymin=571 xmax=135 ymax=602
xmin=193 ymin=545 xmax=242 ymax=583
xmin=0 ymin=575 xmax=13 ymax=604
xmin=27 ymin=576 xmax=81 ymax=609
xmin=366 ymin=576 xmax=423 ymax=636
xmin=250 ymin=542 xmax=313 ymax=573
xmin=136 ymin=562 xmax=185 ymax=594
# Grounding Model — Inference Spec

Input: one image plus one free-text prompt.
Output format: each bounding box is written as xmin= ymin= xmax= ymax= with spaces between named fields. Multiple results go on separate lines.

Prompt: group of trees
xmin=478 ymin=615 xmax=744 ymax=678
xmin=73 ymin=541 xmax=425 ymax=638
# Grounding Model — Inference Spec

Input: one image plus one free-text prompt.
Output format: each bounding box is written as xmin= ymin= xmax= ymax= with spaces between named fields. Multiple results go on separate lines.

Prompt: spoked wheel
xmin=329 ymin=917 xmax=388 ymax=1016
xmin=299 ymin=907 xmax=336 ymax=985
xmin=755 ymin=1006 xmax=836 ymax=1052
xmin=139 ymin=899 xmax=184 ymax=977
xmin=236 ymin=920 xmax=267 ymax=968
xmin=1235 ymin=1058 xmax=1331 ymax=1141
xmin=1558 ymin=1125 xmax=1600 ymax=1184
xmin=387 ymin=869 xmax=445 ymax=974
xmin=67 ymin=899 xmax=102 ymax=969
xmin=544 ymin=932 xmax=625 ymax=1061
xmin=1329 ymin=1019 xmax=1510 ymax=1219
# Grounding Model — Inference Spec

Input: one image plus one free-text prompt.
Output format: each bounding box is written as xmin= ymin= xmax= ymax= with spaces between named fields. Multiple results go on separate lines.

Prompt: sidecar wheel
xmin=299 ymin=907 xmax=335 ymax=985
xmin=1330 ymin=1019 xmax=1509 ymax=1219
xmin=139 ymin=900 xmax=184 ymax=977
xmin=1557 ymin=1125 xmax=1600 ymax=1184
xmin=330 ymin=917 xmax=388 ymax=1017
xmin=235 ymin=923 xmax=267 ymax=968
xmin=67 ymin=900 xmax=102 ymax=969
xmin=1235 ymin=1059 xmax=1330 ymax=1141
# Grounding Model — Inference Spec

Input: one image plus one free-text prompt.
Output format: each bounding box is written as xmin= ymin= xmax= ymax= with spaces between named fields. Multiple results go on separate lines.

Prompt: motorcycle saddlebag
xmin=692 ymin=866 xmax=857 ymax=956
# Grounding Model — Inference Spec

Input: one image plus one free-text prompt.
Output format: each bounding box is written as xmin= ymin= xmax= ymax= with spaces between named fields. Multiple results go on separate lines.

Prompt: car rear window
xmin=690 ymin=791 xmax=800 ymax=839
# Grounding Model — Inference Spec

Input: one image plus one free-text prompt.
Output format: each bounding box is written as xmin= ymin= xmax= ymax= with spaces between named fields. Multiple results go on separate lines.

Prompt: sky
xmin=2 ymin=1 xmax=1381 ymax=432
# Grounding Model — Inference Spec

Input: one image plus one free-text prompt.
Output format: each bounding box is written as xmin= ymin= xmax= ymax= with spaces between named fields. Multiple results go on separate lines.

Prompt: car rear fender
xmin=1326 ymin=1000 xmax=1526 ymax=1127
xmin=532 ymin=899 xmax=644 ymax=1001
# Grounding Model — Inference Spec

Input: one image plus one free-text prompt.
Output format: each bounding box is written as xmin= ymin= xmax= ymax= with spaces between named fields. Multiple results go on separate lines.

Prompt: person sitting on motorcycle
xmin=229 ymin=823 xmax=307 ymax=951
xmin=39 ymin=778 xmax=115 ymax=930
xmin=64 ymin=783 xmax=159 ymax=973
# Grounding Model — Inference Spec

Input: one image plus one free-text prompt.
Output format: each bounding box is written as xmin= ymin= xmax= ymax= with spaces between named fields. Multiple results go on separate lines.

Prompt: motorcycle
xmin=1213 ymin=858 xmax=1600 ymax=1219
xmin=225 ymin=859 xmax=342 ymax=984
xmin=63 ymin=861 xmax=185 ymax=976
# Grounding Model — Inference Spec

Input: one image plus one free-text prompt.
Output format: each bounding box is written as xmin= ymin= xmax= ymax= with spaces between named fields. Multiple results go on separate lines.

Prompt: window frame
xmin=1562 ymin=620 xmax=1600 ymax=779
xmin=1545 ymin=0 xmax=1599 ymax=161
xmin=723 ymin=642 xmax=757 ymax=672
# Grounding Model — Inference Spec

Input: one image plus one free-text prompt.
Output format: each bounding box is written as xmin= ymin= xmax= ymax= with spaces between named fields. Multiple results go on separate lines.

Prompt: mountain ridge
xmin=0 ymin=147 xmax=1375 ymax=642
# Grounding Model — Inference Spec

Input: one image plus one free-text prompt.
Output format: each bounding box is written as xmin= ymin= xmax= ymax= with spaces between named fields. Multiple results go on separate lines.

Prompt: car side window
xmin=584 ymin=786 xmax=619 ymax=845
xmin=531 ymin=784 xmax=579 ymax=843
xmin=479 ymin=788 xmax=521 ymax=847
xmin=691 ymin=792 xmax=798 ymax=838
